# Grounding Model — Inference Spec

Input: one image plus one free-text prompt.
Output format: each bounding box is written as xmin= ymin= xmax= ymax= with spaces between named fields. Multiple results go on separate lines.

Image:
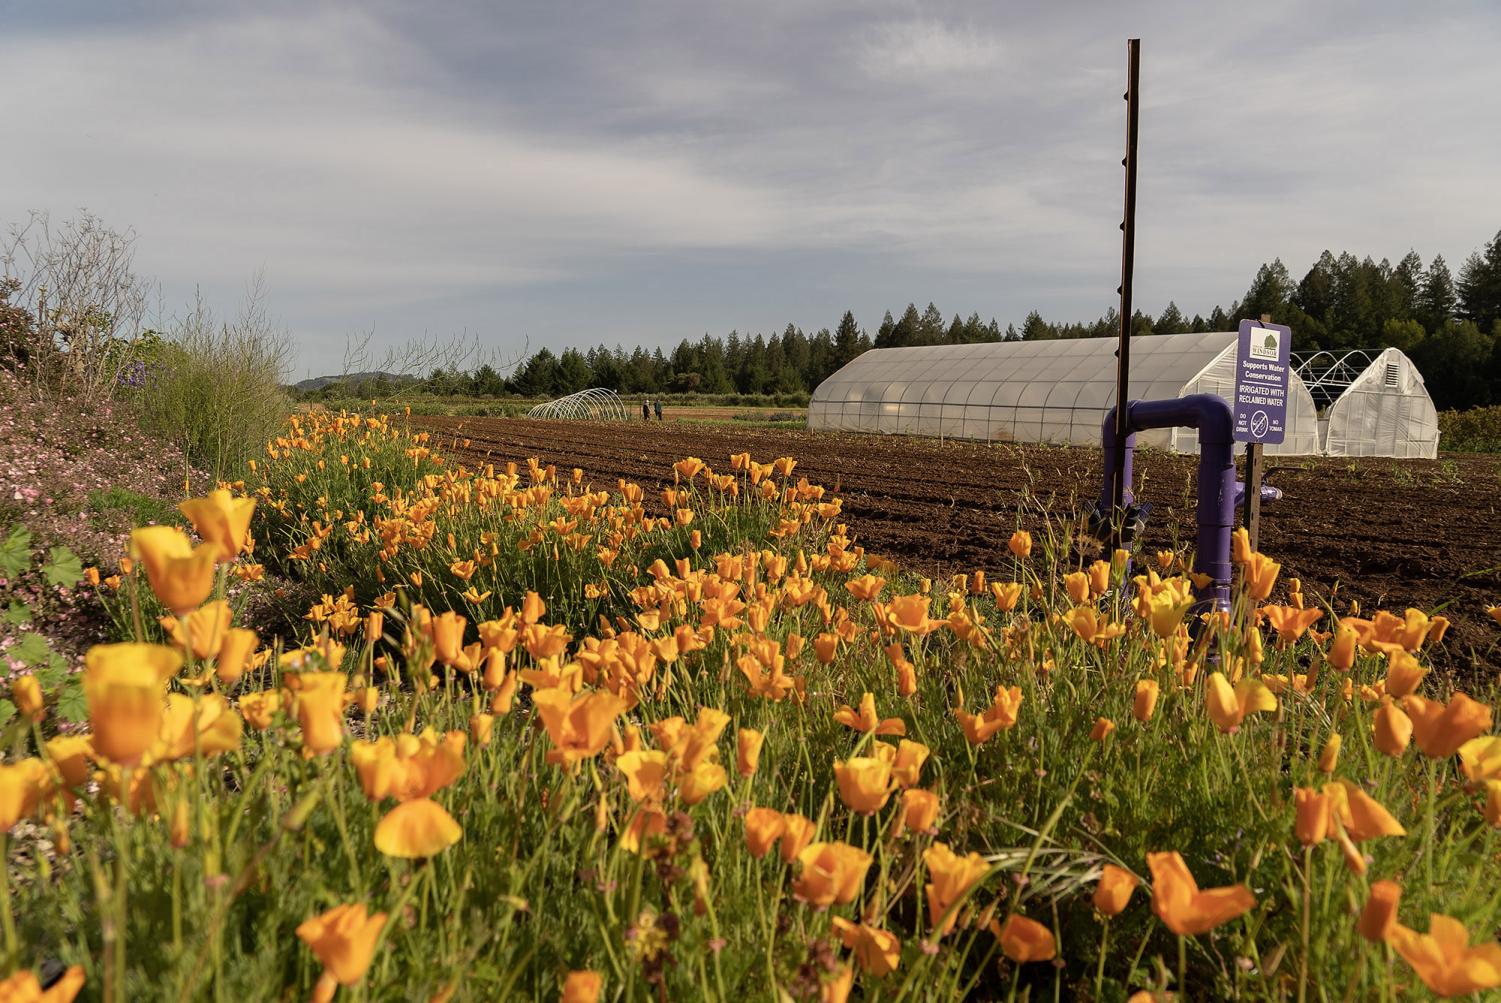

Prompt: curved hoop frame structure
xmin=1291 ymin=349 xmax=1376 ymax=409
xmin=527 ymin=387 xmax=630 ymax=421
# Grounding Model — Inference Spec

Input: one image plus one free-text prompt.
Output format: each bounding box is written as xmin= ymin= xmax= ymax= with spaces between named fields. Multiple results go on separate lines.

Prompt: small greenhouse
xmin=1314 ymin=348 xmax=1440 ymax=459
xmin=807 ymin=331 xmax=1323 ymax=455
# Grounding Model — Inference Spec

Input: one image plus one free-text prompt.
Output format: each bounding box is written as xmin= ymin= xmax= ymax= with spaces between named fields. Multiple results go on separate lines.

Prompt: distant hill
xmin=290 ymin=371 xmax=418 ymax=393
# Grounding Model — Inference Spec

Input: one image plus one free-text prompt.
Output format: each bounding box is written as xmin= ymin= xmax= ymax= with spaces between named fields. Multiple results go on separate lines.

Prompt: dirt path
xmin=414 ymin=416 xmax=1501 ymax=676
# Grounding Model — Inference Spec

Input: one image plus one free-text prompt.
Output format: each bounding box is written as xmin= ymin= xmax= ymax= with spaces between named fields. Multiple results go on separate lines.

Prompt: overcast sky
xmin=3 ymin=1 xmax=1498 ymax=378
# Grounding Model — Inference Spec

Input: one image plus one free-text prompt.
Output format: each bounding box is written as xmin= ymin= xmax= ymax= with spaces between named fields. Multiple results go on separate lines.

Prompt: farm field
xmin=415 ymin=415 xmax=1501 ymax=675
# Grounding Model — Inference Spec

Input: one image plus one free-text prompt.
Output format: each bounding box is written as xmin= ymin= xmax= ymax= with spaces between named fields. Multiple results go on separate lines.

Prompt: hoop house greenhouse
xmin=1317 ymin=348 xmax=1440 ymax=459
xmin=807 ymin=331 xmax=1323 ymax=455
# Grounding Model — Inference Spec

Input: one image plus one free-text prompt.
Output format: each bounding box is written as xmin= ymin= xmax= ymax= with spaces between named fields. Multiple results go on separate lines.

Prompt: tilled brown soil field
xmin=415 ymin=416 xmax=1501 ymax=677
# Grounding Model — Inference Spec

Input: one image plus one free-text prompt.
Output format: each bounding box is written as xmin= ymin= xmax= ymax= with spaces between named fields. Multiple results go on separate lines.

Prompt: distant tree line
xmin=338 ymin=229 xmax=1501 ymax=412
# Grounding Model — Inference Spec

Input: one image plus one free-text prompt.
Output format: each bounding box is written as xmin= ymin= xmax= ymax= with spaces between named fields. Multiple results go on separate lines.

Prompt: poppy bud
xmin=11 ymin=675 xmax=44 ymax=722
xmin=1358 ymin=880 xmax=1401 ymax=941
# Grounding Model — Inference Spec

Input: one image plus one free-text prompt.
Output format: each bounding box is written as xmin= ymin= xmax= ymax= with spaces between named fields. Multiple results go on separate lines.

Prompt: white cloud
xmin=858 ymin=19 xmax=1004 ymax=79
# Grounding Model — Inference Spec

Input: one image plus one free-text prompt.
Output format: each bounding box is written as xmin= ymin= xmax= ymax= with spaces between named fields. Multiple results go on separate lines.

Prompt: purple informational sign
xmin=1232 ymin=319 xmax=1291 ymax=444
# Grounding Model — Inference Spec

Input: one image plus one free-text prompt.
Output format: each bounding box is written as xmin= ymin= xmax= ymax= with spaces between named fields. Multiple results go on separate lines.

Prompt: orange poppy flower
xmin=616 ymin=750 xmax=669 ymax=803
xmin=154 ymin=693 xmax=243 ymax=762
xmin=995 ymin=915 xmax=1055 ymax=963
xmin=373 ymin=797 xmax=462 ymax=858
xmin=1383 ymin=650 xmax=1428 ymax=699
xmin=1089 ymin=559 xmax=1112 ymax=597
xmin=885 ymin=643 xmax=918 ymax=697
xmin=350 ymin=729 xmax=467 ymax=802
xmin=239 ymin=690 xmax=282 ymax=731
xmin=793 ymin=841 xmax=873 ymax=908
xmin=954 ymin=685 xmax=1023 ymax=745
xmin=924 ymin=842 xmax=990 ymax=936
xmin=0 ymin=966 xmax=84 ymax=1002
xmin=1133 ymin=679 xmax=1160 ymax=722
xmin=215 ymin=627 xmax=258 ymax=685
xmin=1327 ymin=625 xmax=1358 ymax=670
xmin=1143 ymin=580 xmax=1195 ymax=639
xmin=1318 ymin=733 xmax=1342 ymax=773
xmin=1373 ymin=701 xmax=1413 ymax=756
xmin=1147 ymin=850 xmax=1256 ymax=936
xmin=989 ymin=581 xmax=1023 ymax=612
xmin=736 ymin=728 xmax=764 ymax=777
xmin=900 ymin=788 xmax=940 ymax=834
xmin=562 ymin=971 xmax=603 ymax=1003
xmin=620 ymin=805 xmax=669 ymax=854
xmin=129 ymin=526 xmax=218 ymax=614
xmin=1203 ymin=672 xmax=1277 ymax=734
xmin=159 ymin=600 xmax=233 ymax=660
xmin=11 ymin=676 xmax=43 ymax=723
xmin=885 ymin=594 xmax=939 ymax=635
xmin=1483 ymin=781 xmax=1501 ymax=827
xmin=1064 ymin=607 xmax=1126 ymax=646
xmin=834 ymin=757 xmax=894 ymax=814
xmin=1358 ymin=880 xmax=1401 ymax=942
xmin=1064 ymin=571 xmax=1091 ymax=605
xmin=1007 ymin=530 xmax=1032 ymax=558
xmin=679 ymin=760 xmax=727 ymax=805
xmin=533 ymin=689 xmax=625 ymax=767
xmin=84 ymin=643 xmax=177 ymax=766
xmin=1324 ymin=781 xmax=1405 ymax=841
xmin=1402 ymin=693 xmax=1493 ymax=758
xmin=1389 ymin=913 xmax=1501 ymax=997
xmin=744 ymin=807 xmax=786 ymax=858
xmin=296 ymin=902 xmax=387 ymax=989
xmin=1260 ymin=604 xmax=1323 ymax=644
xmin=43 ymin=735 xmax=92 ymax=791
xmin=428 ymin=611 xmax=468 ymax=667
xmin=1294 ymin=786 xmax=1333 ymax=846
xmin=888 ymin=739 xmax=929 ymax=788
xmin=0 ymin=759 xmax=52 ymax=833
xmin=179 ymin=489 xmax=256 ymax=565
xmin=295 ymin=673 xmax=349 ymax=756
xmin=833 ymin=692 xmax=906 ymax=736
xmin=830 ymin=917 xmax=901 ymax=977
xmin=1243 ymin=552 xmax=1280 ymax=601
xmin=813 ymin=633 xmax=840 ymax=664
xmin=469 ymin=713 xmax=494 ymax=747
xmin=845 ymin=574 xmax=885 ymax=602
xmin=1090 ymin=717 xmax=1115 ymax=742
xmin=1458 ymin=736 xmax=1501 ymax=784
xmin=780 ymin=810 xmax=816 ymax=864
xmin=1093 ymin=864 xmax=1139 ymax=916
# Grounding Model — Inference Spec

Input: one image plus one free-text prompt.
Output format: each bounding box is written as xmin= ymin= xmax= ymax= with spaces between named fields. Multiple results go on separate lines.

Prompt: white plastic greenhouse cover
xmin=807 ymin=332 xmax=1322 ymax=455
xmin=1323 ymin=348 xmax=1440 ymax=459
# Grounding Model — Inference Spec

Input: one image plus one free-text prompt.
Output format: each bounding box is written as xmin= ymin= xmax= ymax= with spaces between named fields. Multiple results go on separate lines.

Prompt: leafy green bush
xmin=1438 ymin=405 xmax=1501 ymax=452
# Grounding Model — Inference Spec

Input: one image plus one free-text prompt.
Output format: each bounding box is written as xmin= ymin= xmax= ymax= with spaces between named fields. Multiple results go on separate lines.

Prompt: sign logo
xmin=1248 ymin=328 xmax=1280 ymax=361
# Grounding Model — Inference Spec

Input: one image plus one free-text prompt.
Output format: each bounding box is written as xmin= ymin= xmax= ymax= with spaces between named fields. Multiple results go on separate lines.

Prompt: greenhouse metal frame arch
xmin=527 ymin=387 xmax=630 ymax=421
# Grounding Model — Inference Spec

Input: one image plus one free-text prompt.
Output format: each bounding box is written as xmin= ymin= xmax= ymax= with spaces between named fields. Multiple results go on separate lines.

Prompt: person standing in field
xmin=642 ymin=400 xmax=650 ymax=421
xmin=654 ymin=400 xmax=663 ymax=421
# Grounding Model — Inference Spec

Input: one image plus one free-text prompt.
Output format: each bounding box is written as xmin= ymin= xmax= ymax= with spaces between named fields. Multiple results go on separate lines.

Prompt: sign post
xmin=1233 ymin=316 xmax=1290 ymax=549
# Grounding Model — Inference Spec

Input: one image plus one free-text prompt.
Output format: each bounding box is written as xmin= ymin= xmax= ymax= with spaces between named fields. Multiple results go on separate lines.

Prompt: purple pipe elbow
xmin=1099 ymin=394 xmax=1235 ymax=612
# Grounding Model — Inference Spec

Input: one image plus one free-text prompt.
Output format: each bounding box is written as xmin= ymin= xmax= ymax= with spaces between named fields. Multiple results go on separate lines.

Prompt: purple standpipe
xmin=1098 ymin=394 xmax=1240 ymax=614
